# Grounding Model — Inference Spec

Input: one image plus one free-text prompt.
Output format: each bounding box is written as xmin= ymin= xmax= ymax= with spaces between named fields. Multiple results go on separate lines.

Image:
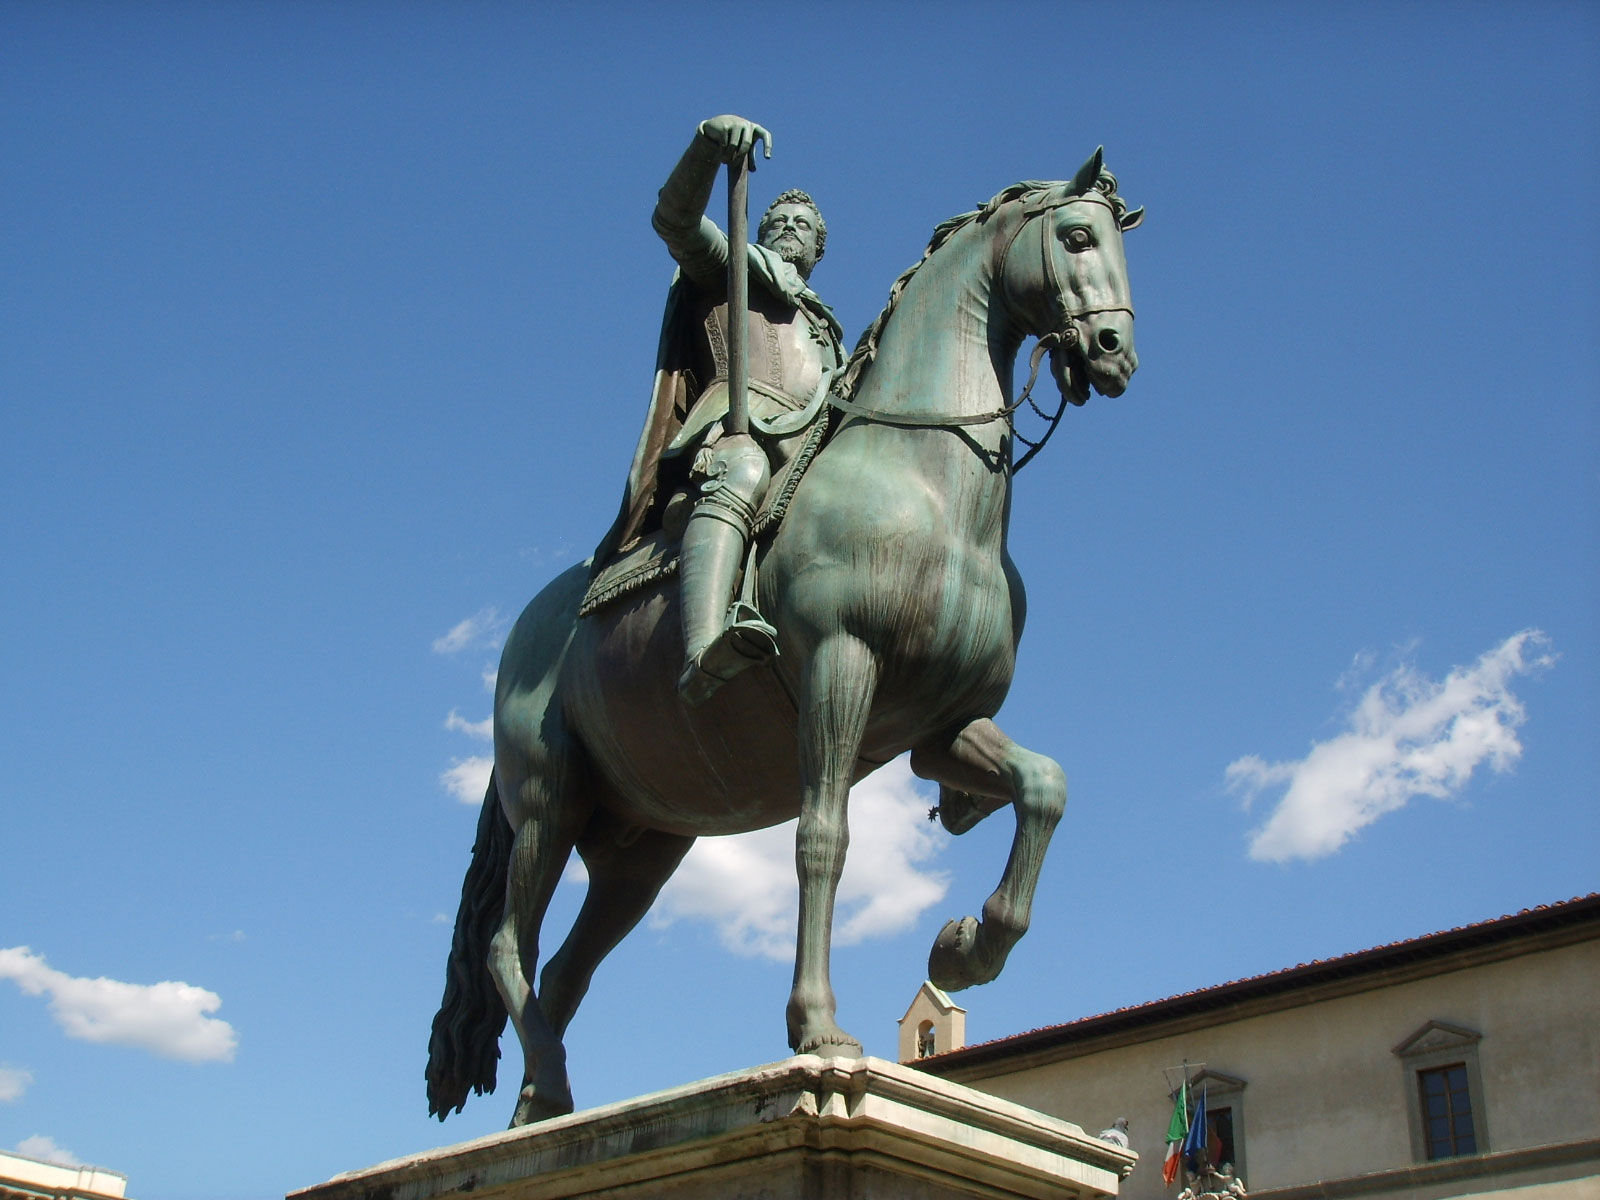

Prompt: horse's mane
xmin=836 ymin=171 xmax=1131 ymax=400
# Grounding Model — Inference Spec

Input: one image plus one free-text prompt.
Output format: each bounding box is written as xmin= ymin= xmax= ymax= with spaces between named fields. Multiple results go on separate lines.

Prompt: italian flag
xmin=1163 ymin=1080 xmax=1188 ymax=1186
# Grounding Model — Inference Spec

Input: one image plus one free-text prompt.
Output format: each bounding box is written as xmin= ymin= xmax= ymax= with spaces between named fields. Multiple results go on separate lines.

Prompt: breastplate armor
xmin=695 ymin=287 xmax=838 ymax=408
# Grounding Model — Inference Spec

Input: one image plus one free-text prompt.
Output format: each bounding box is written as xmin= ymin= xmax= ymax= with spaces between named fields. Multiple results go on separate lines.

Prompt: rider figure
xmin=642 ymin=115 xmax=845 ymax=704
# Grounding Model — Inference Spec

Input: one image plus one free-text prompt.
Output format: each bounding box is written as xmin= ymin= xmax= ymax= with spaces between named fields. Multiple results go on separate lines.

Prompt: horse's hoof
xmin=510 ymin=1083 xmax=574 ymax=1128
xmin=937 ymin=789 xmax=987 ymax=836
xmin=928 ymin=916 xmax=982 ymax=991
xmin=796 ymin=1032 xmax=864 ymax=1059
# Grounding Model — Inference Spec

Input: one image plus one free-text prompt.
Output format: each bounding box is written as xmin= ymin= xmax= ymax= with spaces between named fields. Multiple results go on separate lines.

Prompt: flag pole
xmin=1162 ymin=1060 xmax=1197 ymax=1189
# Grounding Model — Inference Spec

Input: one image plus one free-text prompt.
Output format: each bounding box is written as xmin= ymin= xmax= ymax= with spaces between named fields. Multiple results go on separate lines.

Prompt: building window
xmin=917 ymin=1020 xmax=936 ymax=1058
xmin=1209 ymin=1104 xmax=1237 ymax=1169
xmin=1179 ymin=1070 xmax=1248 ymax=1183
xmin=1418 ymin=1063 xmax=1477 ymax=1159
xmin=1394 ymin=1020 xmax=1489 ymax=1162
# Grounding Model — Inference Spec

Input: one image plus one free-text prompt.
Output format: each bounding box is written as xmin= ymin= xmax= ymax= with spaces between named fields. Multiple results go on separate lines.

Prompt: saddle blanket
xmin=577 ymin=529 xmax=678 ymax=618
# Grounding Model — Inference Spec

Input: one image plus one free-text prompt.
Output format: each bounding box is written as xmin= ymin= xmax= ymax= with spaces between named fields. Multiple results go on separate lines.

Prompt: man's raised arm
xmin=653 ymin=115 xmax=772 ymax=288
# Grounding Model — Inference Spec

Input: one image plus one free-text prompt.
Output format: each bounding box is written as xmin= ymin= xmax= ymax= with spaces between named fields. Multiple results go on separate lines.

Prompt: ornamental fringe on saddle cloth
xmin=578 ymin=408 xmax=830 ymax=619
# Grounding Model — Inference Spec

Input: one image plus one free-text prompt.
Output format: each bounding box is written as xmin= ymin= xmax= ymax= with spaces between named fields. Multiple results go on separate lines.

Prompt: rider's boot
xmin=677 ymin=435 xmax=777 ymax=705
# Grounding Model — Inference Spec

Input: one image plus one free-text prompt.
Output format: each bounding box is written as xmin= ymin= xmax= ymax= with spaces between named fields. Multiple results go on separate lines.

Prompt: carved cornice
xmin=292 ymin=1056 xmax=1137 ymax=1200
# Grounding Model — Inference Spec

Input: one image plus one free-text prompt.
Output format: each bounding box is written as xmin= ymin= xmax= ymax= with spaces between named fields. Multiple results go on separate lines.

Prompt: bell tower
xmin=897 ymin=980 xmax=967 ymax=1062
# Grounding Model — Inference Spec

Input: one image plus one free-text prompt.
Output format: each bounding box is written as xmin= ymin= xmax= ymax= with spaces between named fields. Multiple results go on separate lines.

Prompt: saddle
xmin=577 ymin=410 xmax=832 ymax=619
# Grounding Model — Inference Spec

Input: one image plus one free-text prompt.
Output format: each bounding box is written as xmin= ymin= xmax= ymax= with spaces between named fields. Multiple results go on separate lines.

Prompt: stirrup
xmin=724 ymin=601 xmax=779 ymax=660
xmin=677 ymin=605 xmax=780 ymax=705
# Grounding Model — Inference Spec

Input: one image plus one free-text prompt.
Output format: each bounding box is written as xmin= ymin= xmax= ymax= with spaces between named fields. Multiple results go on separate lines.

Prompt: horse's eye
xmin=1064 ymin=227 xmax=1094 ymax=251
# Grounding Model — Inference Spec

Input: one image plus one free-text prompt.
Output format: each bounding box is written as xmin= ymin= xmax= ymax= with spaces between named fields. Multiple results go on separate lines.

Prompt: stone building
xmin=0 ymin=1149 xmax=127 ymax=1200
xmin=912 ymin=894 xmax=1600 ymax=1200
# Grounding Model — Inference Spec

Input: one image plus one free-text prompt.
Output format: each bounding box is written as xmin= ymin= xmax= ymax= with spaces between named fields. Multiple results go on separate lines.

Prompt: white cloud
xmin=1335 ymin=647 xmax=1378 ymax=692
xmin=0 ymin=1066 xmax=32 ymax=1103
xmin=445 ymin=710 xmax=493 ymax=741
xmin=441 ymin=756 xmax=493 ymax=804
xmin=432 ymin=608 xmax=500 ymax=655
xmin=1229 ymin=630 xmax=1554 ymax=863
xmin=649 ymin=756 xmax=949 ymax=959
xmin=0 ymin=948 xmax=237 ymax=1064
xmin=15 ymin=1135 xmax=81 ymax=1167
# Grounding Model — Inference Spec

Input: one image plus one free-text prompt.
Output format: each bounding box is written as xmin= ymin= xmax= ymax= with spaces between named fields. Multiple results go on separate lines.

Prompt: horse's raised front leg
xmin=538 ymin=816 xmax=695 ymax=1040
xmin=910 ymin=717 xmax=1065 ymax=991
xmin=491 ymin=760 xmax=587 ymax=1127
xmin=787 ymin=634 xmax=876 ymax=1058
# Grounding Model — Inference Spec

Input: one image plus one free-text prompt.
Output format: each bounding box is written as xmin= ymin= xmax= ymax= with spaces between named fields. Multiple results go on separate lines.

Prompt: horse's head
xmin=1002 ymin=150 xmax=1142 ymax=406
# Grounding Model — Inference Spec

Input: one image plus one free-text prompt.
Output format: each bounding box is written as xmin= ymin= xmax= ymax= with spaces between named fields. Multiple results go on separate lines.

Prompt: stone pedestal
xmin=291 ymin=1056 xmax=1134 ymax=1200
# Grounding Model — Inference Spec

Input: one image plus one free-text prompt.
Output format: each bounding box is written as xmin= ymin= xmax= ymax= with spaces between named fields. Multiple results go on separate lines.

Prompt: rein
xmin=825 ymin=334 xmax=1057 ymax=430
xmin=825 ymin=190 xmax=1132 ymax=472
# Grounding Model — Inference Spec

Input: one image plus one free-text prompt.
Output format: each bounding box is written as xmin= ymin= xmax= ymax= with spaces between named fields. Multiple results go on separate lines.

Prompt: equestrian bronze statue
xmin=427 ymin=114 xmax=1142 ymax=1127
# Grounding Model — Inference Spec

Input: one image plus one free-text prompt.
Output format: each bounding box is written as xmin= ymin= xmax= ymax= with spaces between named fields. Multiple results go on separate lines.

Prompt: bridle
xmin=825 ymin=187 xmax=1134 ymax=472
xmin=1001 ymin=188 xmax=1135 ymax=470
xmin=1007 ymin=188 xmax=1137 ymax=355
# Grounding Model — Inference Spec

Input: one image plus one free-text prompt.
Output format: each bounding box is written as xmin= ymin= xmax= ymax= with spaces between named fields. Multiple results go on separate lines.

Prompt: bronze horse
xmin=428 ymin=150 xmax=1141 ymax=1126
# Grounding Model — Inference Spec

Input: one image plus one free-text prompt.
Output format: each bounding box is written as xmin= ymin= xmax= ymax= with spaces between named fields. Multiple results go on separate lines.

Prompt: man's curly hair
xmin=760 ymin=189 xmax=827 ymax=261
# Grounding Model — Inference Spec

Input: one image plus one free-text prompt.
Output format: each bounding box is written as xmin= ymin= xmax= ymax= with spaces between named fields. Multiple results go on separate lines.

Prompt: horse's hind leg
xmin=538 ymin=816 xmax=695 ymax=1039
xmin=910 ymin=718 xmax=1066 ymax=991
xmin=492 ymin=759 xmax=588 ymax=1127
xmin=788 ymin=634 xmax=877 ymax=1058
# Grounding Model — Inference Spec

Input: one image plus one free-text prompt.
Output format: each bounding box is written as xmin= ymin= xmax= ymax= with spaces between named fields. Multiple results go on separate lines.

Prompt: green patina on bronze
xmin=427 ymin=115 xmax=1142 ymax=1128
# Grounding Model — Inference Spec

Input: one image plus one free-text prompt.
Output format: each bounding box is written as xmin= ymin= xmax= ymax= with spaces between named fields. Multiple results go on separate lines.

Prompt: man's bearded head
xmin=758 ymin=189 xmax=826 ymax=280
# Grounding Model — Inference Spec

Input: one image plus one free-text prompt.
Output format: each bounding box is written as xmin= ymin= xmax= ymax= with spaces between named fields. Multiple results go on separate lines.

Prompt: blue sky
xmin=2 ymin=3 xmax=1595 ymax=1197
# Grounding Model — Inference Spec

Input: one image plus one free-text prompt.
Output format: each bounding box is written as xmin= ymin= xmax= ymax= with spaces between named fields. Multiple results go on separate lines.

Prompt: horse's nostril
xmin=1096 ymin=328 xmax=1121 ymax=353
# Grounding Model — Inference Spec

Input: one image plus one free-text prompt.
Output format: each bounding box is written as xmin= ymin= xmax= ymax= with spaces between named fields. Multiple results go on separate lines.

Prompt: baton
xmin=725 ymin=155 xmax=750 ymax=438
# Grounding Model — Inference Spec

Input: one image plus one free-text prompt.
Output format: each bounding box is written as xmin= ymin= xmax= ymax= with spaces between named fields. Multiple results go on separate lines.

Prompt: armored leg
xmin=678 ymin=433 xmax=777 ymax=704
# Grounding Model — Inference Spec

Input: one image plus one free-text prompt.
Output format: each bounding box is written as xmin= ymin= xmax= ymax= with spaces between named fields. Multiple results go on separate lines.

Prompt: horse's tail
xmin=426 ymin=771 xmax=512 ymax=1119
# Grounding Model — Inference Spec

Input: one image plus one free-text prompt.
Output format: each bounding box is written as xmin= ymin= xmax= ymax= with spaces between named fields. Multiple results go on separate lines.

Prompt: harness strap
xmin=825 ymin=389 xmax=1024 ymax=428
xmin=822 ymin=306 xmax=1057 ymax=431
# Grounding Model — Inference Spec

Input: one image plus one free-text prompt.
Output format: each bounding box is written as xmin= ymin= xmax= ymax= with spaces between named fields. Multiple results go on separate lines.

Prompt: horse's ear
xmin=1070 ymin=147 xmax=1104 ymax=195
xmin=1119 ymin=206 xmax=1145 ymax=231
